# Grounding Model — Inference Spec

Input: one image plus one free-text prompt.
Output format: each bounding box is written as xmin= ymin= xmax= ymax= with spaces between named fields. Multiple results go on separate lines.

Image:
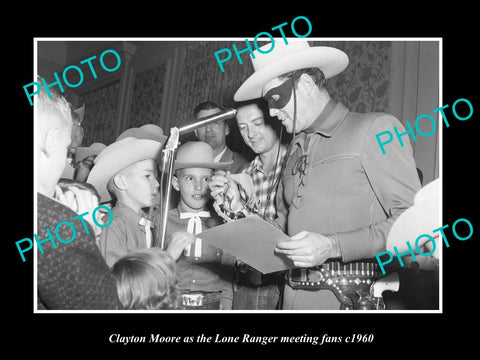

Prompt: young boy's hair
xmin=112 ymin=248 xmax=180 ymax=310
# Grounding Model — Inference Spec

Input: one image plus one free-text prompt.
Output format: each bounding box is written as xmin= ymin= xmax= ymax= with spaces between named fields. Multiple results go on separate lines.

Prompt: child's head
xmin=112 ymin=248 xmax=180 ymax=310
xmin=87 ymin=137 xmax=164 ymax=205
xmin=107 ymin=159 xmax=159 ymax=211
xmin=173 ymin=167 xmax=213 ymax=211
xmin=172 ymin=141 xmax=233 ymax=212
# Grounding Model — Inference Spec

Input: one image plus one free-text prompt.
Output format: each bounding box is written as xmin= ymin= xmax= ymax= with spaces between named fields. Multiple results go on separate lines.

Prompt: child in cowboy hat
xmin=73 ymin=142 xmax=106 ymax=182
xmin=87 ymin=136 xmax=193 ymax=267
xmin=166 ymin=141 xmax=236 ymax=310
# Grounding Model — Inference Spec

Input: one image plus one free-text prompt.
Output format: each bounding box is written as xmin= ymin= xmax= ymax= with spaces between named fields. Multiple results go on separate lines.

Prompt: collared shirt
xmin=213 ymin=145 xmax=227 ymax=162
xmin=274 ymin=100 xmax=421 ymax=262
xmin=242 ymin=144 xmax=288 ymax=222
xmin=98 ymin=202 xmax=153 ymax=267
xmin=219 ymin=147 xmax=250 ymax=173
xmin=166 ymin=207 xmax=234 ymax=301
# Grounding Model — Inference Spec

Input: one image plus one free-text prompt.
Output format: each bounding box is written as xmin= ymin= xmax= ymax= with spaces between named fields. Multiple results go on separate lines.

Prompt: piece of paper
xmin=197 ymin=216 xmax=293 ymax=274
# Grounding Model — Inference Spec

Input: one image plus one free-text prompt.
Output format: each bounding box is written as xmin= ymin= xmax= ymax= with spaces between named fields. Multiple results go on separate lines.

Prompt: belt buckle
xmin=182 ymin=293 xmax=204 ymax=307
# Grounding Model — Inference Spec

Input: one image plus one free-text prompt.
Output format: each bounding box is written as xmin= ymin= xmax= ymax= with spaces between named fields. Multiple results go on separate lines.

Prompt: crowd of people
xmin=37 ymin=40 xmax=426 ymax=311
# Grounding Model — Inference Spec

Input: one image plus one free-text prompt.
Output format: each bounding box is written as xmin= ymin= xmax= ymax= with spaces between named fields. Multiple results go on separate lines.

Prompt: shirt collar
xmin=304 ymin=99 xmax=349 ymax=137
xmin=113 ymin=202 xmax=143 ymax=223
xmin=249 ymin=144 xmax=287 ymax=174
xmin=213 ymin=145 xmax=228 ymax=162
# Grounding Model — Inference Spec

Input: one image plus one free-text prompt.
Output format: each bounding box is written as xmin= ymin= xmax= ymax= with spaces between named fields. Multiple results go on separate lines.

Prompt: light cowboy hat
xmin=116 ymin=123 xmax=167 ymax=144
xmin=87 ymin=137 xmax=164 ymax=202
xmin=74 ymin=142 xmax=107 ymax=165
xmin=173 ymin=141 xmax=233 ymax=171
xmin=386 ymin=178 xmax=441 ymax=253
xmin=234 ymin=39 xmax=349 ymax=101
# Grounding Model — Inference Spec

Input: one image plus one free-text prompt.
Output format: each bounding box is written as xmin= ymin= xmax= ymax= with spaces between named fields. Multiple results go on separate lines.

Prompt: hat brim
xmin=173 ymin=160 xmax=233 ymax=171
xmin=75 ymin=147 xmax=104 ymax=164
xmin=87 ymin=139 xmax=163 ymax=203
xmin=234 ymin=46 xmax=349 ymax=101
xmin=386 ymin=179 xmax=441 ymax=253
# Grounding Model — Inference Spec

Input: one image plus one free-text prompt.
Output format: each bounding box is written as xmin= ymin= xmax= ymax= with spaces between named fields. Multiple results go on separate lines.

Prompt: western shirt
xmin=166 ymin=207 xmax=234 ymax=302
xmin=98 ymin=202 xmax=153 ymax=267
xmin=275 ymin=100 xmax=422 ymax=262
xmin=242 ymin=144 xmax=288 ymax=222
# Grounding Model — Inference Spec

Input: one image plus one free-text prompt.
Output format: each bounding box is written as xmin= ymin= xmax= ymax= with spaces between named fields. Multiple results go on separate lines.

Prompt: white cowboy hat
xmin=87 ymin=137 xmax=163 ymax=202
xmin=116 ymin=123 xmax=167 ymax=144
xmin=173 ymin=141 xmax=232 ymax=171
xmin=387 ymin=178 xmax=441 ymax=253
xmin=234 ymin=39 xmax=349 ymax=101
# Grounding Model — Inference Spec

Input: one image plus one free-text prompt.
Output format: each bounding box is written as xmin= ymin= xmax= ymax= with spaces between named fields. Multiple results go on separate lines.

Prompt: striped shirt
xmin=242 ymin=144 xmax=288 ymax=222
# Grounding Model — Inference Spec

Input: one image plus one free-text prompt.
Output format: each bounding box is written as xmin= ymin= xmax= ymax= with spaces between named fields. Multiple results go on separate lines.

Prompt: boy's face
xmin=121 ymin=159 xmax=159 ymax=209
xmin=173 ymin=167 xmax=213 ymax=212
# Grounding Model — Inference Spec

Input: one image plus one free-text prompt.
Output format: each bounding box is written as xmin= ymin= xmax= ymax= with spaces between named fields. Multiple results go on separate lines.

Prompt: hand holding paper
xmin=275 ymin=230 xmax=338 ymax=268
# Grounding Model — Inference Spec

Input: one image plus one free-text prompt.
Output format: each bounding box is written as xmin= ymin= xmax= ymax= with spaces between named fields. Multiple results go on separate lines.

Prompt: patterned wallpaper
xmin=81 ymin=81 xmax=120 ymax=146
xmin=174 ymin=41 xmax=258 ymax=155
xmin=312 ymin=41 xmax=391 ymax=113
xmin=79 ymin=41 xmax=392 ymax=150
xmin=175 ymin=41 xmax=256 ymax=126
xmin=130 ymin=63 xmax=167 ymax=128
xmin=175 ymin=40 xmax=391 ymax=123
xmin=172 ymin=40 xmax=391 ymax=154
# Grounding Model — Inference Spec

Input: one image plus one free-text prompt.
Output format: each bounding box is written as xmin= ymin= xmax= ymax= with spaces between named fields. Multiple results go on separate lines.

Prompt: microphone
xmin=178 ymin=108 xmax=237 ymax=135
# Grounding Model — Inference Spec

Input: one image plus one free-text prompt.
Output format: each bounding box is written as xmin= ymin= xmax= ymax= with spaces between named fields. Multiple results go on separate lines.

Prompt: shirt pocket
xmin=311 ymin=154 xmax=359 ymax=168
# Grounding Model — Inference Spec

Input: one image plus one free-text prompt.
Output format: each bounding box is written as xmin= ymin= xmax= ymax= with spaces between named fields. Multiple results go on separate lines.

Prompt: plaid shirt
xmin=242 ymin=144 xmax=288 ymax=222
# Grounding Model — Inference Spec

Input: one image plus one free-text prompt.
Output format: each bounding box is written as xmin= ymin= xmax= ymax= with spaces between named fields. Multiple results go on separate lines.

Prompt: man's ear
xmin=298 ymin=73 xmax=316 ymax=96
xmin=113 ymin=174 xmax=127 ymax=191
xmin=224 ymin=121 xmax=230 ymax=136
xmin=172 ymin=175 xmax=180 ymax=191
xmin=42 ymin=127 xmax=61 ymax=157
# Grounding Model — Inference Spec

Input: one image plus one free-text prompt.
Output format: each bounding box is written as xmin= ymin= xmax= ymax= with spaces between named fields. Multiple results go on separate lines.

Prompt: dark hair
xmin=280 ymin=67 xmax=326 ymax=89
xmin=193 ymin=101 xmax=226 ymax=118
xmin=74 ymin=154 xmax=96 ymax=182
xmin=234 ymin=98 xmax=282 ymax=136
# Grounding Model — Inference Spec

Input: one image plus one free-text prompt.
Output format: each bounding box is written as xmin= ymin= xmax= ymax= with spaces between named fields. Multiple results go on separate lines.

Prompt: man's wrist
xmin=327 ymin=234 xmax=342 ymax=259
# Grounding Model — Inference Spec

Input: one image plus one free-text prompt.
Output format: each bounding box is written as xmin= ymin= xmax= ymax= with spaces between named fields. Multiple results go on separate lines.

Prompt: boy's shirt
xmin=166 ymin=206 xmax=234 ymax=305
xmin=98 ymin=202 xmax=153 ymax=267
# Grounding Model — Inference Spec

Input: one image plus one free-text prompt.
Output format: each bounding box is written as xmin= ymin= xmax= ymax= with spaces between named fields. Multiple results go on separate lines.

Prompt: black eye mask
xmin=262 ymin=78 xmax=294 ymax=110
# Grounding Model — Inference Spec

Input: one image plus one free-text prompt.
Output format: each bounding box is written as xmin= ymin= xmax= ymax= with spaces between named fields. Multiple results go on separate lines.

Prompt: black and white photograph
xmin=6 ymin=8 xmax=478 ymax=356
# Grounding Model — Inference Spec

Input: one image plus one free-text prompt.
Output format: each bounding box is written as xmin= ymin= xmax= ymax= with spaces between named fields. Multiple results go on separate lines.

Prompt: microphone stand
xmin=153 ymin=108 xmax=237 ymax=250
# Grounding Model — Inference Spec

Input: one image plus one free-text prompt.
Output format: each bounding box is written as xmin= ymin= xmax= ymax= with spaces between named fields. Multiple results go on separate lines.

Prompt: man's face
xmin=195 ymin=108 xmax=229 ymax=151
xmin=49 ymin=118 xmax=73 ymax=183
xmin=262 ymin=76 xmax=309 ymax=133
xmin=122 ymin=159 xmax=159 ymax=209
xmin=236 ymin=104 xmax=278 ymax=155
xmin=173 ymin=168 xmax=213 ymax=211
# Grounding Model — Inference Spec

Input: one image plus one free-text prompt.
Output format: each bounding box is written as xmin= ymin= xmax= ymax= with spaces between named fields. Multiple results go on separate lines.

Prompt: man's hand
xmin=54 ymin=185 xmax=103 ymax=237
xmin=274 ymin=231 xmax=341 ymax=268
xmin=209 ymin=170 xmax=243 ymax=212
xmin=166 ymin=231 xmax=195 ymax=261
